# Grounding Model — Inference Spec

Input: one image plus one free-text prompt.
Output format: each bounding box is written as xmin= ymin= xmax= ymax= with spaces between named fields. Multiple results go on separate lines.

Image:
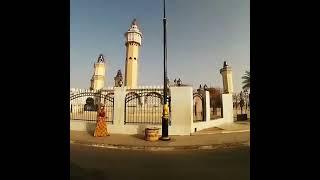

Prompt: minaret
xmin=114 ymin=70 xmax=123 ymax=87
xmin=124 ymin=19 xmax=142 ymax=88
xmin=90 ymin=54 xmax=106 ymax=90
xmin=220 ymin=61 xmax=234 ymax=94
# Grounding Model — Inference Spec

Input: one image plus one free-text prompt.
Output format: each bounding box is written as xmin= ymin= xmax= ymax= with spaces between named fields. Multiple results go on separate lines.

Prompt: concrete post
xmin=113 ymin=87 xmax=127 ymax=126
xmin=222 ymin=94 xmax=234 ymax=123
xmin=204 ymin=90 xmax=210 ymax=121
xmin=169 ymin=86 xmax=193 ymax=135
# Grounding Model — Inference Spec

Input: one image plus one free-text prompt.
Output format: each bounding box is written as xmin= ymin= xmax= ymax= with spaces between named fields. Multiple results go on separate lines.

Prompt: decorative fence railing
xmin=70 ymin=90 xmax=114 ymax=124
xmin=233 ymin=92 xmax=250 ymax=120
xmin=210 ymin=93 xmax=223 ymax=120
xmin=70 ymin=87 xmax=229 ymax=125
xmin=125 ymin=88 xmax=171 ymax=125
xmin=193 ymin=91 xmax=205 ymax=122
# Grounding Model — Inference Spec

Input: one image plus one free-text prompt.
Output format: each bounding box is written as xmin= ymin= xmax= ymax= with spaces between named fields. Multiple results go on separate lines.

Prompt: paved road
xmin=71 ymin=144 xmax=250 ymax=180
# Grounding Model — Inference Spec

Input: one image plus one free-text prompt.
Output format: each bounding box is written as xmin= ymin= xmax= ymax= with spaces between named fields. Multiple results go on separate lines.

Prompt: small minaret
xmin=220 ymin=61 xmax=234 ymax=94
xmin=114 ymin=70 xmax=123 ymax=87
xmin=90 ymin=54 xmax=106 ymax=90
xmin=124 ymin=19 xmax=142 ymax=88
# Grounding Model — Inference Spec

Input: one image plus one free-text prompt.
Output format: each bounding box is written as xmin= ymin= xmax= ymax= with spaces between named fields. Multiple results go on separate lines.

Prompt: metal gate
xmin=125 ymin=88 xmax=169 ymax=125
xmin=193 ymin=92 xmax=205 ymax=122
xmin=70 ymin=91 xmax=114 ymax=123
xmin=210 ymin=94 xmax=223 ymax=120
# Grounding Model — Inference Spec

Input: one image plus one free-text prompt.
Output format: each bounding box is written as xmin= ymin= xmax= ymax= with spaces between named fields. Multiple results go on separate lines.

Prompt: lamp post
xmin=160 ymin=0 xmax=170 ymax=141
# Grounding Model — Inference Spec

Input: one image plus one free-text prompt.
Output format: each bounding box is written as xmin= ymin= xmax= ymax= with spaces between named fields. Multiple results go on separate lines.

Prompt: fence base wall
xmin=71 ymin=120 xmax=195 ymax=135
xmin=192 ymin=118 xmax=225 ymax=133
xmin=70 ymin=88 xmax=236 ymax=136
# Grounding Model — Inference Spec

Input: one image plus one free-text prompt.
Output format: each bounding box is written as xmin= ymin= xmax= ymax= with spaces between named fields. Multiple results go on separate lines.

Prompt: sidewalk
xmin=70 ymin=122 xmax=250 ymax=151
xmin=192 ymin=120 xmax=250 ymax=135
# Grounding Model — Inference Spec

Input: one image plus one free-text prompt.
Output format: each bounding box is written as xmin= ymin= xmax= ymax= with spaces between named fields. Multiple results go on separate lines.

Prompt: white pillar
xmin=169 ymin=86 xmax=193 ymax=135
xmin=204 ymin=90 xmax=210 ymax=121
xmin=222 ymin=94 xmax=234 ymax=123
xmin=113 ymin=87 xmax=127 ymax=126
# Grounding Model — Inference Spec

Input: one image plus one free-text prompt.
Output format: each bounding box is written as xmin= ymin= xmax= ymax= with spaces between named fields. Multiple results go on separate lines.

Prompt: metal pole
xmin=160 ymin=0 xmax=170 ymax=141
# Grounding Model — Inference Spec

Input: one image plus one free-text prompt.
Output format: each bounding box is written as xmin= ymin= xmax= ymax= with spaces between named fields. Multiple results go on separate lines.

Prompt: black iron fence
xmin=210 ymin=93 xmax=223 ymax=120
xmin=233 ymin=92 xmax=250 ymax=120
xmin=70 ymin=91 xmax=114 ymax=124
xmin=125 ymin=88 xmax=170 ymax=125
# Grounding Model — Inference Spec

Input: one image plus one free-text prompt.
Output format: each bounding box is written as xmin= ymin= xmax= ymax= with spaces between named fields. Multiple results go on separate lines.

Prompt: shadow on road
xmin=85 ymin=122 xmax=95 ymax=135
xmin=70 ymin=162 xmax=109 ymax=180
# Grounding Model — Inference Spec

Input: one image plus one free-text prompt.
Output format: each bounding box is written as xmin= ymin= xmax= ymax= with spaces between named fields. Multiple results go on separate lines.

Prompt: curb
xmin=191 ymin=129 xmax=250 ymax=135
xmin=70 ymin=140 xmax=250 ymax=151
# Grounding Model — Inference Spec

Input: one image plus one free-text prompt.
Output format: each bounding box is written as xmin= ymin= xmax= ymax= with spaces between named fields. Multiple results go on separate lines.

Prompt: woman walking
xmin=94 ymin=104 xmax=110 ymax=137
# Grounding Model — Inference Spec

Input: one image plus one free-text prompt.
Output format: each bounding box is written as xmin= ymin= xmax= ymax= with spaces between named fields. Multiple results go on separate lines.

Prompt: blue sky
xmin=70 ymin=0 xmax=250 ymax=92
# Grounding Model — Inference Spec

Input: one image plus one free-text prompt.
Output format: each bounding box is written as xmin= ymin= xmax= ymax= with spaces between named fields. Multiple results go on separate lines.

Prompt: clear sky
xmin=70 ymin=0 xmax=250 ymax=92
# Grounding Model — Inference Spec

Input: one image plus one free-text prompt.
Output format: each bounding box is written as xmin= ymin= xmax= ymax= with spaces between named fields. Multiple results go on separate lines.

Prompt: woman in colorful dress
xmin=94 ymin=104 xmax=110 ymax=137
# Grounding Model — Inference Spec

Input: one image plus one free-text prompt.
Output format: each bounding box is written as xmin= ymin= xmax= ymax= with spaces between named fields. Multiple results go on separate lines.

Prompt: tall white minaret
xmin=124 ymin=19 xmax=142 ymax=88
xmin=90 ymin=54 xmax=106 ymax=90
xmin=220 ymin=61 xmax=234 ymax=94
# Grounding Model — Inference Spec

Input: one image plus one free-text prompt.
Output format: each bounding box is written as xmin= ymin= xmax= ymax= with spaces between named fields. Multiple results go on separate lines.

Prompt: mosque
xmin=89 ymin=19 xmax=142 ymax=90
xmin=70 ymin=19 xmax=237 ymax=135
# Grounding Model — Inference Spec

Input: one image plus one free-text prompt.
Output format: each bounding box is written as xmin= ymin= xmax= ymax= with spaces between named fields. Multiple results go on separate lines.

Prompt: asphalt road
xmin=71 ymin=144 xmax=250 ymax=180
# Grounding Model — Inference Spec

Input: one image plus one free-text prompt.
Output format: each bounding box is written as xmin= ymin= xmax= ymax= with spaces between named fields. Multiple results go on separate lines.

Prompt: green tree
xmin=242 ymin=71 xmax=250 ymax=90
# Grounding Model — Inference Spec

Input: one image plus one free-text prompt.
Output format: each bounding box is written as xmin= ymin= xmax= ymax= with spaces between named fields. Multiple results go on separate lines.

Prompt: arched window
xmin=129 ymin=57 xmax=132 ymax=60
xmin=134 ymin=57 xmax=136 ymax=60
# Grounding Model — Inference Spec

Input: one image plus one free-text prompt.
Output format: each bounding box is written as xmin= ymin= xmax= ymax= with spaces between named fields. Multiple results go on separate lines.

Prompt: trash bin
xmin=145 ymin=127 xmax=160 ymax=141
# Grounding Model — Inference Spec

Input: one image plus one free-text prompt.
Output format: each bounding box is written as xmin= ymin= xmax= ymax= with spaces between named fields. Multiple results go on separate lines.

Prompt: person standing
xmin=94 ymin=104 xmax=110 ymax=137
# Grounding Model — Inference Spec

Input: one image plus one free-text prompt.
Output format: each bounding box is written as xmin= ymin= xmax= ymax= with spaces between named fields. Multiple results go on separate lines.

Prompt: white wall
xmin=191 ymin=118 xmax=225 ymax=133
xmin=70 ymin=121 xmax=162 ymax=135
xmin=70 ymin=87 xmax=235 ymax=135
xmin=191 ymin=93 xmax=234 ymax=133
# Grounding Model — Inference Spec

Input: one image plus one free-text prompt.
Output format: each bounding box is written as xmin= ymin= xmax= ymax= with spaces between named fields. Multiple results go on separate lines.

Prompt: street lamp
xmin=160 ymin=0 xmax=170 ymax=141
xmin=177 ymin=78 xmax=182 ymax=86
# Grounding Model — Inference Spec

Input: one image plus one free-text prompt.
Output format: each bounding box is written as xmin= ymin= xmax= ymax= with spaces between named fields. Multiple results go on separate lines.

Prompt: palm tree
xmin=242 ymin=71 xmax=250 ymax=90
